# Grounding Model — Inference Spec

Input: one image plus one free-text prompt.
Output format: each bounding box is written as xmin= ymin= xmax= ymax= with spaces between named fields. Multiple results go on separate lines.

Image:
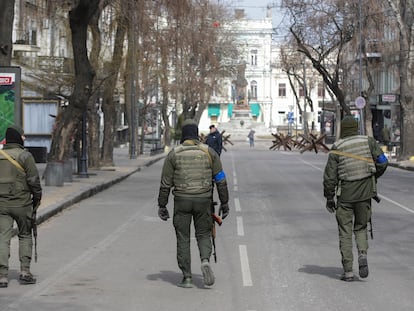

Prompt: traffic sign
xmin=355 ymin=96 xmax=366 ymax=109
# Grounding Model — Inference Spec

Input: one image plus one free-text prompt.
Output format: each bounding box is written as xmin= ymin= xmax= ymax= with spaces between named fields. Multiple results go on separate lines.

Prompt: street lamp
xmin=78 ymin=84 xmax=90 ymax=178
xmin=78 ymin=109 xmax=89 ymax=178
xmin=129 ymin=5 xmax=137 ymax=159
xmin=358 ymin=0 xmax=365 ymax=135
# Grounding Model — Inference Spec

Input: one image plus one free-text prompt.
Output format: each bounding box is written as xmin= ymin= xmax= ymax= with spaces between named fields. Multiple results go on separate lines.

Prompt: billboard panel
xmin=0 ymin=67 xmax=21 ymax=142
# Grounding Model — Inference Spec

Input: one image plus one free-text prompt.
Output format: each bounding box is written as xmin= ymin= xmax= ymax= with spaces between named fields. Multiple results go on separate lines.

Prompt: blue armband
xmin=214 ymin=170 xmax=226 ymax=183
xmin=376 ymin=153 xmax=388 ymax=164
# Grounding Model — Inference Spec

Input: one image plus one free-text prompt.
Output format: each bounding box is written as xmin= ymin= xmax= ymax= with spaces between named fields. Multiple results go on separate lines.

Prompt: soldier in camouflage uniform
xmin=157 ymin=119 xmax=229 ymax=288
xmin=323 ymin=115 xmax=388 ymax=281
xmin=0 ymin=125 xmax=42 ymax=287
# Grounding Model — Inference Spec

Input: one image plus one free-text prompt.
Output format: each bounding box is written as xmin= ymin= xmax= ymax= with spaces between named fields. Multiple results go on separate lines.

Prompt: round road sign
xmin=355 ymin=96 xmax=366 ymax=109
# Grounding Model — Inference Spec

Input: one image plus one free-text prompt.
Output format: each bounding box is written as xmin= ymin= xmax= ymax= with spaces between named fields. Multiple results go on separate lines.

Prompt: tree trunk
xmin=0 ymin=0 xmax=14 ymax=66
xmin=49 ymin=0 xmax=100 ymax=161
xmin=101 ymin=2 xmax=127 ymax=166
xmin=88 ymin=7 xmax=103 ymax=169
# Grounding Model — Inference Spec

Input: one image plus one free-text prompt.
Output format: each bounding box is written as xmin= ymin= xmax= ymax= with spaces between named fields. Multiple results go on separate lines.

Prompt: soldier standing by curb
xmin=323 ymin=115 xmax=388 ymax=281
xmin=0 ymin=125 xmax=42 ymax=287
xmin=157 ymin=119 xmax=229 ymax=288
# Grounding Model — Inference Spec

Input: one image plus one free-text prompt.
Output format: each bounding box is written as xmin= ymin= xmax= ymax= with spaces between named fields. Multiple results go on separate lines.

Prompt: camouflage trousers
xmin=173 ymin=196 xmax=212 ymax=278
xmin=336 ymin=199 xmax=371 ymax=273
xmin=0 ymin=205 xmax=33 ymax=276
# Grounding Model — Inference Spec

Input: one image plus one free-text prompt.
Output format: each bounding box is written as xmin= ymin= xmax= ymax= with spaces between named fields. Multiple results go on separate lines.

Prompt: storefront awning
xmin=250 ymin=103 xmax=260 ymax=117
xmin=208 ymin=104 xmax=220 ymax=117
xmin=228 ymin=104 xmax=233 ymax=118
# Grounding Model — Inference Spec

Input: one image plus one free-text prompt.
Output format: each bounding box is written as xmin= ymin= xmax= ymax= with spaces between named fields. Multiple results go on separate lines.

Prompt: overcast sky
xmin=224 ymin=0 xmax=287 ymax=30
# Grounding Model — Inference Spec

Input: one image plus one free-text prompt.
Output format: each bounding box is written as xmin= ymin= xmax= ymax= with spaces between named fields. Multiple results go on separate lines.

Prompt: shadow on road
xmin=298 ymin=265 xmax=344 ymax=280
xmin=147 ymin=270 xmax=208 ymax=289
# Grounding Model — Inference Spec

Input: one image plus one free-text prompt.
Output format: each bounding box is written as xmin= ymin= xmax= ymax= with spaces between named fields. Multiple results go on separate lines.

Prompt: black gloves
xmin=158 ymin=206 xmax=170 ymax=221
xmin=326 ymin=199 xmax=336 ymax=213
xmin=218 ymin=202 xmax=229 ymax=219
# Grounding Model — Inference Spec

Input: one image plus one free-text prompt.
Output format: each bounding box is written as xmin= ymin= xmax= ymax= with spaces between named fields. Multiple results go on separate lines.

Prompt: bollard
xmin=44 ymin=161 xmax=64 ymax=187
xmin=63 ymin=159 xmax=73 ymax=182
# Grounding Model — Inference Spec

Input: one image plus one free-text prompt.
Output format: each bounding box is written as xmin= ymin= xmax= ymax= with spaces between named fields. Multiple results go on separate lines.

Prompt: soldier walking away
xmin=205 ymin=124 xmax=223 ymax=156
xmin=323 ymin=115 xmax=388 ymax=282
xmin=0 ymin=125 xmax=42 ymax=287
xmin=157 ymin=119 xmax=229 ymax=288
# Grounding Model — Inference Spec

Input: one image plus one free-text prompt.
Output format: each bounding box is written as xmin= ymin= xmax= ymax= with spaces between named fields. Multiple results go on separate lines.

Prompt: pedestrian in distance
xmin=323 ymin=115 xmax=388 ymax=282
xmin=382 ymin=124 xmax=391 ymax=146
xmin=0 ymin=125 xmax=42 ymax=287
xmin=205 ymin=124 xmax=223 ymax=156
xmin=157 ymin=119 xmax=229 ymax=288
xmin=247 ymin=129 xmax=255 ymax=147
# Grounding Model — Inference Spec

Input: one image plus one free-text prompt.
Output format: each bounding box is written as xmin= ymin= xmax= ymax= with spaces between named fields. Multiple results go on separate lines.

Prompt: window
xmin=278 ymin=83 xmax=286 ymax=97
xmin=299 ymin=86 xmax=304 ymax=97
xmin=250 ymin=49 xmax=257 ymax=66
xmin=31 ymin=30 xmax=37 ymax=46
xmin=250 ymin=81 xmax=257 ymax=99
xmin=318 ymin=83 xmax=325 ymax=98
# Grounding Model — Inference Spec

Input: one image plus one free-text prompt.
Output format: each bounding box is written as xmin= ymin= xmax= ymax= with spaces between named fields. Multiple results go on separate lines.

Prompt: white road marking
xmin=239 ymin=245 xmax=253 ymax=286
xmin=234 ymin=185 xmax=238 ymax=191
xmin=233 ymin=177 xmax=238 ymax=186
xmin=234 ymin=197 xmax=241 ymax=212
xmin=299 ymin=158 xmax=414 ymax=214
xmin=379 ymin=195 xmax=414 ymax=214
xmin=237 ymin=216 xmax=245 ymax=236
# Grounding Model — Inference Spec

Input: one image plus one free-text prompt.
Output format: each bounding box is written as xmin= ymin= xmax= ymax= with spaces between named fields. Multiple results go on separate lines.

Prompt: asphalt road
xmin=1 ymin=143 xmax=413 ymax=311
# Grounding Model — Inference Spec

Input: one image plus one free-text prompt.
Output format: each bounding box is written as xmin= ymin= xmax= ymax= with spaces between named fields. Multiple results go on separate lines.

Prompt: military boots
xmin=19 ymin=271 xmax=36 ymax=285
xmin=358 ymin=251 xmax=369 ymax=278
xmin=0 ymin=275 xmax=8 ymax=288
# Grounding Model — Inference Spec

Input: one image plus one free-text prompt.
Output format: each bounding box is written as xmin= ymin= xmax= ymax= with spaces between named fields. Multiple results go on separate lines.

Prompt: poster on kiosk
xmin=0 ymin=66 xmax=21 ymax=146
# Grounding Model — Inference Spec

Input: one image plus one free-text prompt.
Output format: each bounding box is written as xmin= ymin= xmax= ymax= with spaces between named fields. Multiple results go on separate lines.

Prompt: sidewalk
xmin=35 ymin=147 xmax=165 ymax=225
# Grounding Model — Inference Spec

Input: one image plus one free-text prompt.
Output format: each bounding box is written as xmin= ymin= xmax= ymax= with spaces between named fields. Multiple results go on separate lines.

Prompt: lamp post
xmin=129 ymin=5 xmax=137 ymax=159
xmin=358 ymin=0 xmax=365 ymax=135
xmin=78 ymin=109 xmax=89 ymax=178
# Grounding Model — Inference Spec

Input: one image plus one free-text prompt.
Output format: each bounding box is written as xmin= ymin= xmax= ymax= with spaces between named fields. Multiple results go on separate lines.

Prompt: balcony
xmin=13 ymin=40 xmax=40 ymax=53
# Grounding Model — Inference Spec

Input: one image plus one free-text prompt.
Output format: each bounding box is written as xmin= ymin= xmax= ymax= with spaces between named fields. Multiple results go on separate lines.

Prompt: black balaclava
xmin=6 ymin=125 xmax=24 ymax=146
xmin=340 ymin=115 xmax=359 ymax=138
xmin=180 ymin=119 xmax=199 ymax=143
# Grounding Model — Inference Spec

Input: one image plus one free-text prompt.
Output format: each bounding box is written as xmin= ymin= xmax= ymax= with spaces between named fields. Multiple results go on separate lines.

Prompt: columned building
xmin=200 ymin=9 xmax=324 ymax=138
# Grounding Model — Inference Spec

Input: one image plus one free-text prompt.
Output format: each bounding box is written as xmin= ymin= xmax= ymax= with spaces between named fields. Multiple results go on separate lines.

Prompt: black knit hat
xmin=6 ymin=125 xmax=24 ymax=145
xmin=340 ymin=115 xmax=358 ymax=138
xmin=180 ymin=119 xmax=199 ymax=143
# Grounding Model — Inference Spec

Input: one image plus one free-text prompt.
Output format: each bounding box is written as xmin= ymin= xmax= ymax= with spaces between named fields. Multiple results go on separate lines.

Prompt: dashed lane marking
xmin=239 ymin=244 xmax=253 ymax=286
xmin=234 ymin=197 xmax=241 ymax=212
xmin=237 ymin=216 xmax=245 ymax=236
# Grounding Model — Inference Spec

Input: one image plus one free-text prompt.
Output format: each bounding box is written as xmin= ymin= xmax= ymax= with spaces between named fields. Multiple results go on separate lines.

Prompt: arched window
xmin=250 ymin=81 xmax=257 ymax=99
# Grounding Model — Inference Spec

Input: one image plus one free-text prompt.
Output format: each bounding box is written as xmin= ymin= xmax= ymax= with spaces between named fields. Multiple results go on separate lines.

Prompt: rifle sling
xmin=0 ymin=149 xmax=25 ymax=173
xmin=330 ymin=150 xmax=374 ymax=163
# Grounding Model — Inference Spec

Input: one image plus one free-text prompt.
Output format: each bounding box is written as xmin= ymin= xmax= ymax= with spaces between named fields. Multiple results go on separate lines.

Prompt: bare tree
xmin=0 ymin=0 xmax=15 ymax=66
xmin=49 ymin=0 xmax=100 ymax=161
xmin=282 ymin=0 xmax=356 ymax=117
xmin=386 ymin=0 xmax=414 ymax=159
xmin=100 ymin=0 xmax=128 ymax=165
xmin=280 ymin=46 xmax=319 ymax=135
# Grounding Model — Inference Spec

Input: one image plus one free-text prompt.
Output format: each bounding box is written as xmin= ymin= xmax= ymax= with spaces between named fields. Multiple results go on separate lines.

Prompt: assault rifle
xmin=368 ymin=194 xmax=381 ymax=240
xmin=32 ymin=201 xmax=40 ymax=262
xmin=211 ymin=201 xmax=222 ymax=263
